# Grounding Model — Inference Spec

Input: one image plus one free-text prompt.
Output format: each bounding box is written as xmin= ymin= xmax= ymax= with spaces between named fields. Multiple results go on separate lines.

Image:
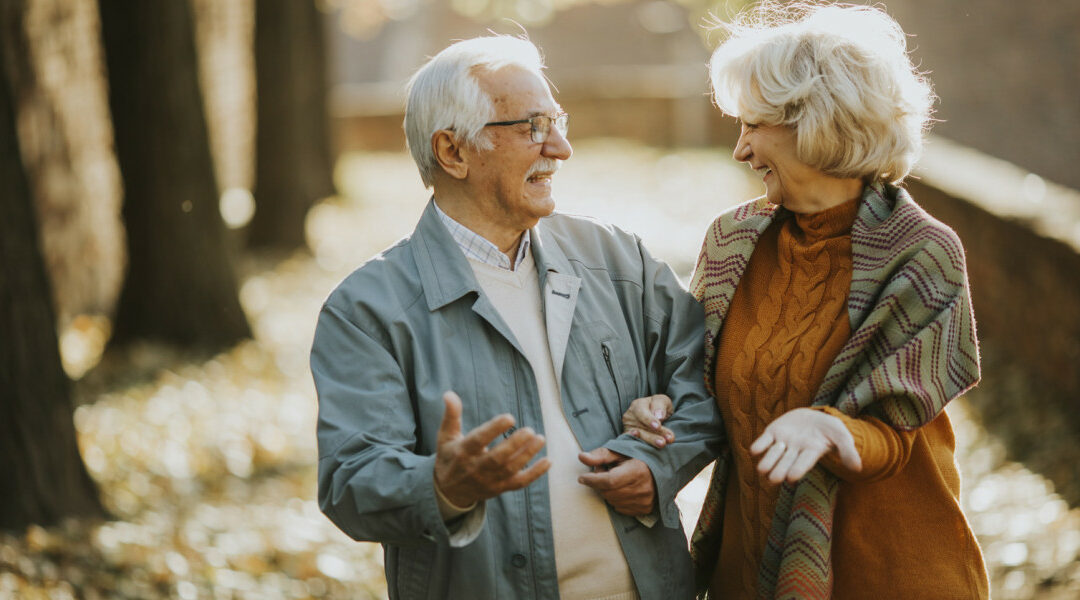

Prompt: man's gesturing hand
xmin=577 ymin=448 xmax=657 ymax=516
xmin=434 ymin=391 xmax=551 ymax=508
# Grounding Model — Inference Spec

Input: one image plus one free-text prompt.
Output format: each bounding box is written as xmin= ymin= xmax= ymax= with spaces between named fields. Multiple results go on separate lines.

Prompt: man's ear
xmin=432 ymin=130 xmax=468 ymax=180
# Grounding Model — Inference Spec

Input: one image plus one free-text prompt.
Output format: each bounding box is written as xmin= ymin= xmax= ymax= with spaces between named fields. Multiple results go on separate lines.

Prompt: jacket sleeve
xmin=603 ymin=239 xmax=727 ymax=529
xmin=311 ymin=302 xmax=485 ymax=547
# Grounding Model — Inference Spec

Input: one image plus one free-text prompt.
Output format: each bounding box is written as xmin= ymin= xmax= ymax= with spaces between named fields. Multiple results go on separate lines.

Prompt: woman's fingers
xmin=623 ymin=395 xmax=674 ymax=444
xmin=767 ymin=446 xmax=801 ymax=484
xmin=634 ymin=426 xmax=672 ymax=448
xmin=832 ymin=430 xmax=863 ymax=473
xmin=755 ymin=439 xmax=786 ymax=473
xmin=785 ymin=449 xmax=823 ymax=482
xmin=648 ymin=394 xmax=674 ymax=420
xmin=749 ymin=431 xmax=774 ymax=456
xmin=752 ymin=409 xmax=865 ymax=483
xmin=625 ymin=398 xmax=660 ymax=430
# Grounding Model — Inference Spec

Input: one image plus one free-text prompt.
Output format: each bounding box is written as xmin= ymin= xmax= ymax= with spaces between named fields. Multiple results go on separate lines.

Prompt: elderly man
xmin=311 ymin=36 xmax=722 ymax=599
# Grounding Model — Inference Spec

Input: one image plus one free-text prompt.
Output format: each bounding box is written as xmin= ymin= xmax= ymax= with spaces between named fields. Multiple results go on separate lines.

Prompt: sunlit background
xmin=2 ymin=0 xmax=1079 ymax=598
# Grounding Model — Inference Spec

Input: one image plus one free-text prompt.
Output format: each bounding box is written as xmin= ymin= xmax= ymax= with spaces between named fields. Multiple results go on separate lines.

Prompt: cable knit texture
xmin=688 ymin=184 xmax=987 ymax=599
xmin=710 ymin=199 xmax=857 ymax=598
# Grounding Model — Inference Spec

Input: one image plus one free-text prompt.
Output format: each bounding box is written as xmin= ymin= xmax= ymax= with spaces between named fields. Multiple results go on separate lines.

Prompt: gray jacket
xmin=312 ymin=201 xmax=724 ymax=599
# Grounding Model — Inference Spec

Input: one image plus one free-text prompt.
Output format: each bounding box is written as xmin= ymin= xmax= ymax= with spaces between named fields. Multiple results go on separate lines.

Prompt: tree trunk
xmin=248 ymin=0 xmax=336 ymax=250
xmin=0 ymin=0 xmax=104 ymax=531
xmin=98 ymin=0 xmax=251 ymax=349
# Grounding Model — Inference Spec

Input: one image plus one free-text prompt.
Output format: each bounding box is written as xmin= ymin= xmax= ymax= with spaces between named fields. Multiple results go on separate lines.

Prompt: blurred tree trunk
xmin=98 ymin=0 xmax=251 ymax=349
xmin=248 ymin=0 xmax=336 ymax=250
xmin=0 ymin=0 xmax=104 ymax=531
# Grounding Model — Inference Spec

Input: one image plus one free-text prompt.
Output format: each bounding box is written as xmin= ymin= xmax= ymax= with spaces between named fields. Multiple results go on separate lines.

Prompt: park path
xmin=3 ymin=141 xmax=1076 ymax=599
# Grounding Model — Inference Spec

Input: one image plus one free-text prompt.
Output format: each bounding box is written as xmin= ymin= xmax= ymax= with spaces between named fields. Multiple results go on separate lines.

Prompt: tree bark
xmin=98 ymin=0 xmax=251 ymax=349
xmin=248 ymin=0 xmax=336 ymax=250
xmin=0 ymin=0 xmax=104 ymax=531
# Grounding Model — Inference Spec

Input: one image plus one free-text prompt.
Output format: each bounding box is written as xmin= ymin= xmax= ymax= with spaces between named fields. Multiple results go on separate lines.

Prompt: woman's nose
xmin=732 ymin=128 xmax=751 ymax=162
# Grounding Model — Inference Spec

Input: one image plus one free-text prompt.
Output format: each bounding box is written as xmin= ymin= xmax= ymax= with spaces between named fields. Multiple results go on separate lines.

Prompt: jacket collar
xmin=411 ymin=200 xmax=577 ymax=311
xmin=412 ymin=200 xmax=485 ymax=311
xmin=530 ymin=214 xmax=576 ymax=287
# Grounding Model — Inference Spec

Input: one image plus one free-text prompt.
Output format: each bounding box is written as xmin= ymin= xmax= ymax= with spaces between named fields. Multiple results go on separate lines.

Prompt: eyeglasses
xmin=483 ymin=112 xmax=569 ymax=144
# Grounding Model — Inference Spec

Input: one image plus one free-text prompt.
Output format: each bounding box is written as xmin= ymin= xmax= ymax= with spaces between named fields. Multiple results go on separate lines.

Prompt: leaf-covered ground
xmin=3 ymin=142 xmax=1078 ymax=599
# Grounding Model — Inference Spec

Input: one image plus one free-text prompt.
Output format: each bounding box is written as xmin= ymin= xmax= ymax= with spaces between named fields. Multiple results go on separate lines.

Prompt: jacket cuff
xmin=602 ymin=435 xmax=679 ymax=529
xmin=434 ymin=477 xmax=477 ymax=519
xmin=418 ymin=455 xmax=486 ymax=547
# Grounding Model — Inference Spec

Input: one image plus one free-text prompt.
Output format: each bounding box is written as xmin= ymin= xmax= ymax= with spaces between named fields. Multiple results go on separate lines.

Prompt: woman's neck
xmin=784 ymin=177 xmax=865 ymax=214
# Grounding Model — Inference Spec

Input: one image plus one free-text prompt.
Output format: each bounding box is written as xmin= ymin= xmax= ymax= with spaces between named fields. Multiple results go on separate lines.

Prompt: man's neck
xmin=433 ymin=195 xmax=525 ymax=263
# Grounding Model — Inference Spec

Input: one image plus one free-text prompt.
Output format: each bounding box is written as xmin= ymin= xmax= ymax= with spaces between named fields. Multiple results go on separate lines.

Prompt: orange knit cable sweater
xmin=709 ymin=199 xmax=988 ymax=599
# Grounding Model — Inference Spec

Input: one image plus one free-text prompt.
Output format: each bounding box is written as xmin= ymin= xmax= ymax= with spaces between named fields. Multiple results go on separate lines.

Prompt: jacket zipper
xmin=601 ymin=343 xmax=623 ymax=434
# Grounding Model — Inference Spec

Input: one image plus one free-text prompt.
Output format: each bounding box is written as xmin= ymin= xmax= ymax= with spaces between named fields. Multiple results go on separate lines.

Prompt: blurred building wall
xmin=874 ymin=0 xmax=1080 ymax=191
xmin=329 ymin=0 xmax=1080 ymax=194
xmin=327 ymin=0 xmax=718 ymax=151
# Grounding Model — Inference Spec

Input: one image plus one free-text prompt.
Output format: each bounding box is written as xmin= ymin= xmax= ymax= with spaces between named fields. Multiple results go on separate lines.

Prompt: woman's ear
xmin=432 ymin=130 xmax=468 ymax=180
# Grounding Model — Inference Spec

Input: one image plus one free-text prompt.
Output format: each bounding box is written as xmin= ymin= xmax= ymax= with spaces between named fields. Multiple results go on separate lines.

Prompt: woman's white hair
xmin=709 ymin=2 xmax=935 ymax=183
xmin=404 ymin=36 xmax=546 ymax=188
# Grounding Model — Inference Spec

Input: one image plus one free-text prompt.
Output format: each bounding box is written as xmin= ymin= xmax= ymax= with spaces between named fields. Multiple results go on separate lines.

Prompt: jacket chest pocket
xmin=564 ymin=320 xmax=643 ymax=438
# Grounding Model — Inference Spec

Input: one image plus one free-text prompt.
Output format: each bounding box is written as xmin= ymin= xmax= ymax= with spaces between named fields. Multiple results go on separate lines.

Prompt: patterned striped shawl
xmin=688 ymin=183 xmax=980 ymax=599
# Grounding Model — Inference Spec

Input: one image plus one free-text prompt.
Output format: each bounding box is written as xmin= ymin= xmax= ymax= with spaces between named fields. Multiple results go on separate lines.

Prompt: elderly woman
xmin=625 ymin=3 xmax=989 ymax=599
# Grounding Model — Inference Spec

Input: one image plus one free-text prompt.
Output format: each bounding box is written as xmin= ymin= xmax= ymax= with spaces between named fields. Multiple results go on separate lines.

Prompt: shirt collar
xmin=433 ymin=199 xmax=531 ymax=271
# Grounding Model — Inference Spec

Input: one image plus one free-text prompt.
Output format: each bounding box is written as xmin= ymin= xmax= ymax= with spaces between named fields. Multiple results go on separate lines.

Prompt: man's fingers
xmin=504 ymin=457 xmax=551 ymax=490
xmin=487 ymin=429 xmax=546 ymax=473
xmin=579 ymin=458 xmax=638 ymax=490
xmin=579 ymin=459 xmax=654 ymax=513
xmin=460 ymin=412 xmax=516 ymax=454
xmin=437 ymin=391 xmax=463 ymax=446
xmin=578 ymin=469 xmax=617 ymax=491
xmin=597 ymin=458 xmax=640 ymax=487
xmin=578 ymin=447 xmax=621 ymax=469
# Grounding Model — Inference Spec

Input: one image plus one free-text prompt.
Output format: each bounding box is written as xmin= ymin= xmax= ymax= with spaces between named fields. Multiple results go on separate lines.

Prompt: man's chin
xmin=527 ymin=195 xmax=556 ymax=217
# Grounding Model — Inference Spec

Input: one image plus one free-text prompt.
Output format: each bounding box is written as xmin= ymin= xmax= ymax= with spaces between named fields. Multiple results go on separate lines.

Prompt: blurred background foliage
xmin=1 ymin=0 xmax=1078 ymax=598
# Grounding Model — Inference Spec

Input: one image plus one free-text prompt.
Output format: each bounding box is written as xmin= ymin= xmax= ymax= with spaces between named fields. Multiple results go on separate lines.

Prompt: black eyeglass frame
xmin=483 ymin=112 xmax=569 ymax=144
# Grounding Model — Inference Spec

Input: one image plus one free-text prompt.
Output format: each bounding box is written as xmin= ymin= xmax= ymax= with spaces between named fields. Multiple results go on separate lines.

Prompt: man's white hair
xmin=709 ymin=2 xmax=935 ymax=184
xmin=404 ymin=36 xmax=546 ymax=188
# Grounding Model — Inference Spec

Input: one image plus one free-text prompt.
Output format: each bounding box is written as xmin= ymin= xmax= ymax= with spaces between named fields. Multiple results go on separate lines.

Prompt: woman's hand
xmin=622 ymin=394 xmax=676 ymax=448
xmin=750 ymin=408 xmax=862 ymax=484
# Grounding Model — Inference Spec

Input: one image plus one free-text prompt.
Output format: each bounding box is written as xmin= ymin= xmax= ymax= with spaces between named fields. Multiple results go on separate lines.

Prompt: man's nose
xmin=542 ymin=126 xmax=572 ymax=161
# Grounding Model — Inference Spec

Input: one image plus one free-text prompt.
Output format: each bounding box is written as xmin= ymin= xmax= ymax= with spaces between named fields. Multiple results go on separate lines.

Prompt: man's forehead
xmin=476 ymin=66 xmax=556 ymax=108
